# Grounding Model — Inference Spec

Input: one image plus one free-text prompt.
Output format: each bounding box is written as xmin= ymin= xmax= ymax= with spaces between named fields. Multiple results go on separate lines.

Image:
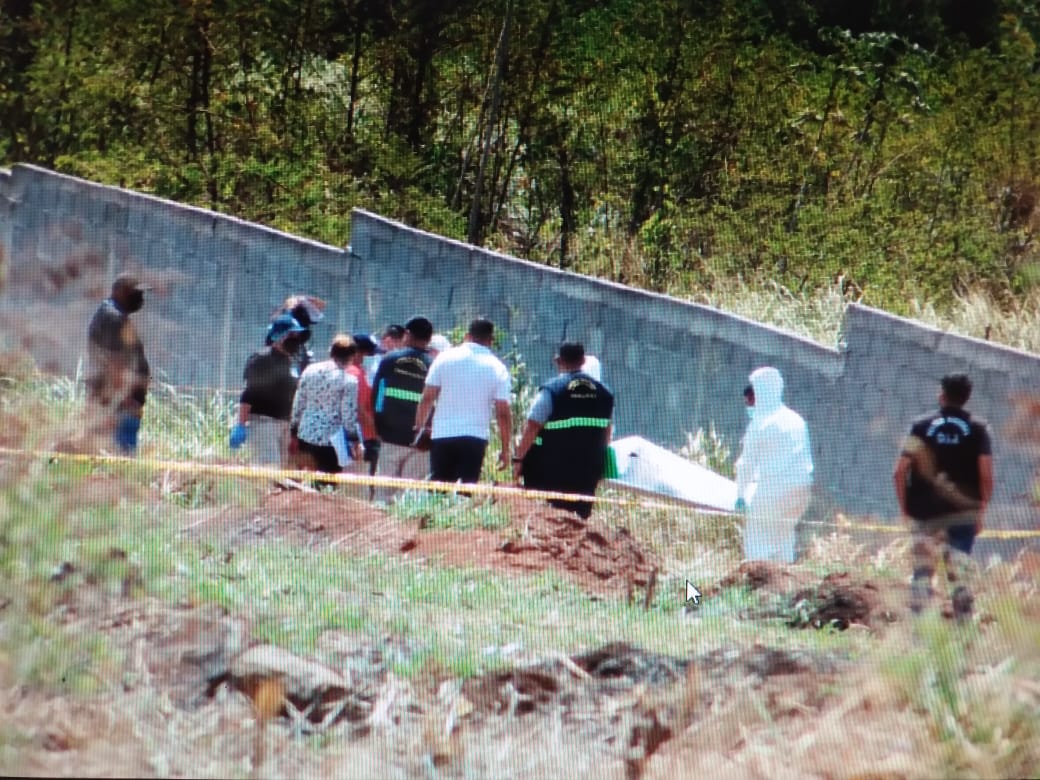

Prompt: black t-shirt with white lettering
xmin=903 ymin=406 xmax=992 ymax=520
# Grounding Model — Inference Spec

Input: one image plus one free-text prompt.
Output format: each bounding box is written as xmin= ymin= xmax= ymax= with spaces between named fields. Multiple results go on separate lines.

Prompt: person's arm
xmin=341 ymin=374 xmax=361 ymax=459
xmin=495 ymin=399 xmax=512 ymax=470
xmin=414 ymin=385 xmax=440 ymax=437
xmin=977 ymin=454 xmax=994 ymax=532
xmin=357 ymin=376 xmax=377 ymax=441
xmin=290 ymin=371 xmax=308 ymax=432
xmin=734 ymin=428 xmax=759 ymax=505
xmin=237 ymin=401 xmax=252 ymax=426
xmin=893 ymin=454 xmax=912 ymax=517
xmin=512 ymin=418 xmax=543 ymax=480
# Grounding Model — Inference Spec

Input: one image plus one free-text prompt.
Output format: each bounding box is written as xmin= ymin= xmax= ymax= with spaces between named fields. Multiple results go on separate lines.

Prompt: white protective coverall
xmin=734 ymin=367 xmax=814 ymax=562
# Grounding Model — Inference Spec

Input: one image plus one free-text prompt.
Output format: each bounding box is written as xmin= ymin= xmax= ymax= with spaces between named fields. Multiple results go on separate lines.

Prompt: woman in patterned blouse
xmin=290 ymin=334 xmax=362 ymax=474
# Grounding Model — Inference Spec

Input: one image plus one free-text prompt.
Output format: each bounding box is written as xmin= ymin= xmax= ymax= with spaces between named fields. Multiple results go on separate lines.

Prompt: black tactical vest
xmin=524 ymin=372 xmax=614 ymax=492
xmin=373 ymin=347 xmax=433 ymax=446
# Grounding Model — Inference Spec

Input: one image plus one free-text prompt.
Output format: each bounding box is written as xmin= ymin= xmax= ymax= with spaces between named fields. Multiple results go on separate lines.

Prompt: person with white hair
xmin=733 ymin=366 xmax=814 ymax=563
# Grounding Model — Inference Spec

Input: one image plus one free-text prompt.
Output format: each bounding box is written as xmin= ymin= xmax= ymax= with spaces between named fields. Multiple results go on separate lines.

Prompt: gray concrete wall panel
xmin=3 ymin=164 xmax=1040 ymax=528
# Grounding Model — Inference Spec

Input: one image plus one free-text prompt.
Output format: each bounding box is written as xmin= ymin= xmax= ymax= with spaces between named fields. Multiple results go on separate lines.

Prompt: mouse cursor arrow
xmin=685 ymin=580 xmax=701 ymax=606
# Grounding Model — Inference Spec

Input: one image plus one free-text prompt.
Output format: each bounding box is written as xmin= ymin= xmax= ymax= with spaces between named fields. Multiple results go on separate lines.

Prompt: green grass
xmin=0 ymin=455 xmax=871 ymax=690
xmin=387 ymin=490 xmax=512 ymax=531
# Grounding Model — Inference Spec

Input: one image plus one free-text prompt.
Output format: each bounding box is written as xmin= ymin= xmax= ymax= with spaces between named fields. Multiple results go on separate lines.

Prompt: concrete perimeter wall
xmin=2 ymin=163 xmax=1039 ymax=523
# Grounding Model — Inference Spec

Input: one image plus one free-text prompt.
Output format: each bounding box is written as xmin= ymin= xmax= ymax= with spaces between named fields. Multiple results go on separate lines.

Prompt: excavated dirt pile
xmin=201 ymin=489 xmax=660 ymax=597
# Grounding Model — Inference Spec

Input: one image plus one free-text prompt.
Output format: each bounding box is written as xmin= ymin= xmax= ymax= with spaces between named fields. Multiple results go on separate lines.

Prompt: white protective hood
xmin=735 ymin=367 xmax=814 ymax=501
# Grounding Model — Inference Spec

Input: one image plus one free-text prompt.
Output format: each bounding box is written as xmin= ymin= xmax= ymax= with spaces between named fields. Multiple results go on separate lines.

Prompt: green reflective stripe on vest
xmin=542 ymin=416 xmax=611 ymax=431
xmin=385 ymin=386 xmax=423 ymax=403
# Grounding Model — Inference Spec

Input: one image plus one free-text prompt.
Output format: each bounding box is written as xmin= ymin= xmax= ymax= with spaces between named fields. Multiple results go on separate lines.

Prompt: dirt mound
xmin=203 ymin=490 xmax=659 ymax=597
xmin=714 ymin=562 xmax=905 ymax=630
xmin=496 ymin=508 xmax=657 ymax=592
xmin=788 ymin=572 xmax=893 ymax=629
xmin=573 ymin=642 xmax=688 ymax=685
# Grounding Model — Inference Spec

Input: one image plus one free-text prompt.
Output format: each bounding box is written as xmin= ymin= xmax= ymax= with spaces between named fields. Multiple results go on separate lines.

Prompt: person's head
xmin=329 ymin=334 xmax=358 ymax=367
xmin=111 ymin=273 xmax=150 ymax=314
xmin=352 ymin=333 xmax=381 ymax=365
xmin=428 ymin=333 xmax=451 ymax=357
xmin=284 ymin=295 xmax=325 ymax=328
xmin=403 ymin=316 xmax=434 ymax=349
xmin=748 ymin=367 xmax=784 ymax=413
xmin=268 ymin=313 xmax=307 ymax=353
xmin=940 ymin=373 xmax=972 ymax=408
xmin=465 ymin=318 xmax=495 ymax=346
xmin=743 ymin=384 xmax=755 ymax=406
xmin=555 ymin=341 xmax=585 ymax=372
xmin=380 ymin=324 xmax=405 ymax=351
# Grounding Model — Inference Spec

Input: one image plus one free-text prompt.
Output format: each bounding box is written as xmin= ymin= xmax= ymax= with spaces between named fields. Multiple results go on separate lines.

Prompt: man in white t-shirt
xmin=414 ymin=318 xmax=513 ymax=483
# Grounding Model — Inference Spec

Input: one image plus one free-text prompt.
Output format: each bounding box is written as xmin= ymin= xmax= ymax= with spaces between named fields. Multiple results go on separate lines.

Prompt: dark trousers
xmin=430 ymin=436 xmax=487 ymax=483
xmin=522 ymin=453 xmax=599 ymax=519
xmin=298 ymin=439 xmax=341 ymax=475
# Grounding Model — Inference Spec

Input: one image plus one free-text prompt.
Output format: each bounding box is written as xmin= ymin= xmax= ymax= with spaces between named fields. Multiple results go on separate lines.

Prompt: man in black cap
xmin=231 ymin=313 xmax=307 ymax=466
xmin=372 ymin=316 xmax=435 ymax=496
xmin=894 ymin=373 xmax=994 ymax=621
xmin=513 ymin=342 xmax=614 ymax=519
xmin=268 ymin=294 xmax=325 ymax=377
xmin=85 ymin=273 xmax=151 ymax=454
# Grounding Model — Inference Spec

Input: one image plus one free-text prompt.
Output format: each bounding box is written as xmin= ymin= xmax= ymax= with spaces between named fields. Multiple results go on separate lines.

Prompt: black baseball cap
xmin=112 ymin=273 xmax=151 ymax=295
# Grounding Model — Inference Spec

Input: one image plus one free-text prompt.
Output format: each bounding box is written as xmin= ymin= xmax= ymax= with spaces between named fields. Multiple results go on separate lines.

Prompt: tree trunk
xmin=468 ymin=0 xmax=513 ymax=246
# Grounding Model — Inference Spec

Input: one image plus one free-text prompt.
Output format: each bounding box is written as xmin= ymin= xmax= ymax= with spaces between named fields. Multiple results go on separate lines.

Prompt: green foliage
xmin=4 ymin=1 xmax=1040 ymax=324
xmin=677 ymin=424 xmax=734 ymax=479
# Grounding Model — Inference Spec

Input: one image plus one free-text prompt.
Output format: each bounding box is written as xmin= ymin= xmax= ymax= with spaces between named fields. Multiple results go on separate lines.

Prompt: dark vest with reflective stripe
xmin=525 ymin=372 xmax=614 ymax=492
xmin=373 ymin=347 xmax=432 ymax=445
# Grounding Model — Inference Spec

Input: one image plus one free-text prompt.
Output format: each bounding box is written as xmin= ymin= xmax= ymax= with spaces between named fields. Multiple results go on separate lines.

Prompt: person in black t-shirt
xmin=372 ymin=316 xmax=435 ymax=496
xmin=230 ymin=314 xmax=306 ymax=467
xmin=893 ymin=373 xmax=994 ymax=619
xmin=513 ymin=342 xmax=614 ymax=519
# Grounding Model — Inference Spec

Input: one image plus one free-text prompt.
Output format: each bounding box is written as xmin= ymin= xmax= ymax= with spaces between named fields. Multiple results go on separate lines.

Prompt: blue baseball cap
xmin=267 ymin=313 xmax=306 ymax=342
xmin=353 ymin=333 xmax=384 ymax=355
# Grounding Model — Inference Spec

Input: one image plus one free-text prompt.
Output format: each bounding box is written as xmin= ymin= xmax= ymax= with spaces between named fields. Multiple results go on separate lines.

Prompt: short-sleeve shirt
xmin=240 ymin=347 xmax=298 ymax=421
xmin=290 ymin=359 xmax=359 ymax=447
xmin=425 ymin=342 xmax=511 ymax=440
xmin=346 ymin=364 xmax=376 ymax=440
xmin=902 ymin=406 xmax=992 ymax=520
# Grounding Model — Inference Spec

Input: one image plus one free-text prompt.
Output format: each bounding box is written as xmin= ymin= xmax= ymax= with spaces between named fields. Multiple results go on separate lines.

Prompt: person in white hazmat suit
xmin=734 ymin=366 xmax=814 ymax=562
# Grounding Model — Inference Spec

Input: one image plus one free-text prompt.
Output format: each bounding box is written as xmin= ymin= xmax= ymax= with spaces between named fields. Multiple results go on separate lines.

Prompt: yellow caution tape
xmin=2 ymin=445 xmax=1039 ymax=539
xmin=0 ymin=445 xmax=713 ymax=511
xmin=823 ymin=517 xmax=1040 ymax=540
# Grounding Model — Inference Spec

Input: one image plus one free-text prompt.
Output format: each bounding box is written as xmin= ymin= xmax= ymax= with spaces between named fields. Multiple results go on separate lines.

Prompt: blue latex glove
xmin=114 ymin=414 xmax=141 ymax=454
xmin=229 ymin=423 xmax=249 ymax=449
xmin=734 ymin=497 xmax=747 ymax=514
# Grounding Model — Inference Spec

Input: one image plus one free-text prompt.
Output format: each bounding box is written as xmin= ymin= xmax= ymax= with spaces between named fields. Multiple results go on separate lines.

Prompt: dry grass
xmin=3 ymin=373 xmax=1040 ymax=779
